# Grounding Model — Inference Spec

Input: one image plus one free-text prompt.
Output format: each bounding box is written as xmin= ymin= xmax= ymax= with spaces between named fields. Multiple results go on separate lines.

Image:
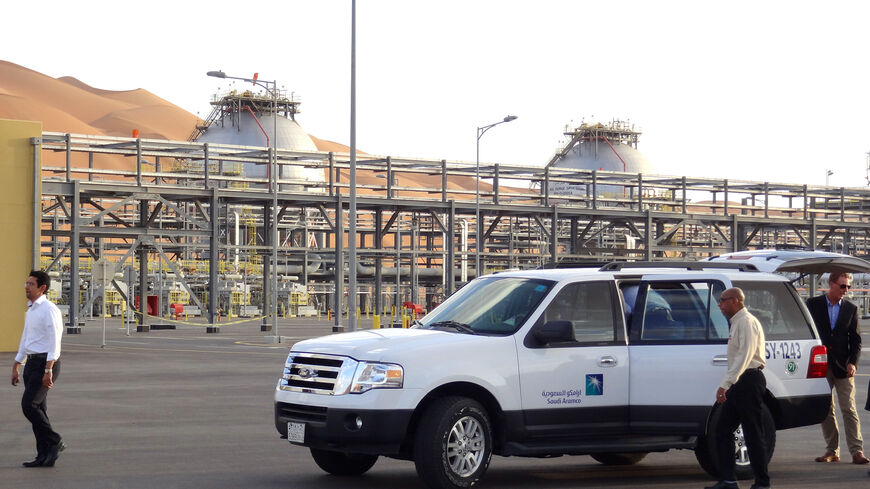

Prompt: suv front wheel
xmin=413 ymin=396 xmax=493 ymax=489
xmin=695 ymin=403 xmax=776 ymax=480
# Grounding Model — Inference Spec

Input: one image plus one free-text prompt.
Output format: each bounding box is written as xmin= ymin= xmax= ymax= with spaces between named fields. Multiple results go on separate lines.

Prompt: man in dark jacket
xmin=806 ymin=271 xmax=868 ymax=465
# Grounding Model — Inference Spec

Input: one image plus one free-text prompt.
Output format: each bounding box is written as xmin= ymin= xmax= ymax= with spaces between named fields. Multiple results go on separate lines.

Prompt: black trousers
xmin=715 ymin=368 xmax=769 ymax=486
xmin=21 ymin=355 xmax=62 ymax=456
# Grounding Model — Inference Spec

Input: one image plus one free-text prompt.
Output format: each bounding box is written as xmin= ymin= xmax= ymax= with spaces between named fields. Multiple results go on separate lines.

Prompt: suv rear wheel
xmin=413 ymin=396 xmax=493 ymax=489
xmin=695 ymin=403 xmax=776 ymax=480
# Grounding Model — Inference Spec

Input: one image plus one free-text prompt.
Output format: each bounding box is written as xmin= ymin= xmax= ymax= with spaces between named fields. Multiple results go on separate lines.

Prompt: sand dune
xmin=0 ymin=60 xmax=512 ymax=198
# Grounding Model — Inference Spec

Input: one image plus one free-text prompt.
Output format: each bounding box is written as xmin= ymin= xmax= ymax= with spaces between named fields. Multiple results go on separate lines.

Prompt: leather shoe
xmin=704 ymin=482 xmax=739 ymax=489
xmin=853 ymin=451 xmax=870 ymax=464
xmin=22 ymin=455 xmax=45 ymax=467
xmin=41 ymin=442 xmax=62 ymax=467
xmin=815 ymin=451 xmax=839 ymax=462
xmin=750 ymin=485 xmax=771 ymax=489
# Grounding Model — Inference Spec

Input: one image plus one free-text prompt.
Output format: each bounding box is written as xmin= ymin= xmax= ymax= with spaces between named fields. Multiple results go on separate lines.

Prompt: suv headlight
xmin=350 ymin=362 xmax=404 ymax=393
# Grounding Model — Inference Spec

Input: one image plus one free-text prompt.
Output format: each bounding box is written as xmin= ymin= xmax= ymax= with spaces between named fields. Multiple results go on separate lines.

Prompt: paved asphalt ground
xmin=1 ymin=316 xmax=869 ymax=489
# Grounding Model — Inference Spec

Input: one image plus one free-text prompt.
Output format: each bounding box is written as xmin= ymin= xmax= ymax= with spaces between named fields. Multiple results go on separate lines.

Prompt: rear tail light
xmin=807 ymin=345 xmax=828 ymax=378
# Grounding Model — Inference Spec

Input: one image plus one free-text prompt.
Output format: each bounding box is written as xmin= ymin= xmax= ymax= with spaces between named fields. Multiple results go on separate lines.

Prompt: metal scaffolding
xmin=35 ymin=132 xmax=870 ymax=331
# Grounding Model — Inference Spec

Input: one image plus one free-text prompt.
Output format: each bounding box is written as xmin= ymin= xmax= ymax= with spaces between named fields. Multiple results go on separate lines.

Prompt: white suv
xmin=274 ymin=261 xmax=833 ymax=489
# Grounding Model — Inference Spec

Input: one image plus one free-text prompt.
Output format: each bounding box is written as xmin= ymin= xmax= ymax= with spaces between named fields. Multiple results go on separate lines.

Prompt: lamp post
xmin=475 ymin=115 xmax=517 ymax=278
xmin=825 ymin=169 xmax=834 ymax=186
xmin=207 ymin=70 xmax=280 ymax=339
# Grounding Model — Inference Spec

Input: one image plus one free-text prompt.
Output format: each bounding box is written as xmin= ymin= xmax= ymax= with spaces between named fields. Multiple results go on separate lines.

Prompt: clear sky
xmin=3 ymin=0 xmax=870 ymax=187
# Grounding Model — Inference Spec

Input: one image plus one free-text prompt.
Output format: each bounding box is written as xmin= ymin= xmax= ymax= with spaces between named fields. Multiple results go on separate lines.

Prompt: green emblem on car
xmin=786 ymin=360 xmax=798 ymax=375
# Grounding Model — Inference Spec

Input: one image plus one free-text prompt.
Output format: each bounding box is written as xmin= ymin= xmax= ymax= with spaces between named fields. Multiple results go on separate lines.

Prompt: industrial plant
xmin=10 ymin=84 xmax=870 ymax=336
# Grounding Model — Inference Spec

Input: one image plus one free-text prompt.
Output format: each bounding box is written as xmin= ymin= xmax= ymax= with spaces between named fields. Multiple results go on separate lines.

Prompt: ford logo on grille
xmin=298 ymin=367 xmax=317 ymax=380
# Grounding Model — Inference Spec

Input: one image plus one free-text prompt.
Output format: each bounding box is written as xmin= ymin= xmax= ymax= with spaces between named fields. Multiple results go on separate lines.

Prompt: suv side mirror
xmin=533 ymin=320 xmax=575 ymax=346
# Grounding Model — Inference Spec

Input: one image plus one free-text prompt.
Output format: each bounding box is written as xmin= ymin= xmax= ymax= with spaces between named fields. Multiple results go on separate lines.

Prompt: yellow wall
xmin=0 ymin=119 xmax=41 ymax=352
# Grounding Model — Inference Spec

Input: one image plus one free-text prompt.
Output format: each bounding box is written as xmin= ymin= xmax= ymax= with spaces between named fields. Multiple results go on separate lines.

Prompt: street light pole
xmin=348 ymin=0 xmax=358 ymax=331
xmin=207 ymin=70 xmax=280 ymax=339
xmin=475 ymin=115 xmax=517 ymax=278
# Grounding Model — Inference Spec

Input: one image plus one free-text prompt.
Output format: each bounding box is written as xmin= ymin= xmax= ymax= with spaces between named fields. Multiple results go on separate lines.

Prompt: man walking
xmin=806 ymin=272 xmax=868 ymax=465
xmin=10 ymin=270 xmax=65 ymax=467
xmin=706 ymin=287 xmax=770 ymax=489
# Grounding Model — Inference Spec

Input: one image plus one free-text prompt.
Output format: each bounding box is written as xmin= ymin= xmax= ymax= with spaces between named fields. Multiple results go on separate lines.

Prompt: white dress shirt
xmin=15 ymin=294 xmax=64 ymax=363
xmin=719 ymin=307 xmax=767 ymax=390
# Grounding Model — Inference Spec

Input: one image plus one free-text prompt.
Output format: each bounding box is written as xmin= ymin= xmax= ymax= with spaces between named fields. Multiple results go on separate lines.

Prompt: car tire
xmin=310 ymin=448 xmax=378 ymax=476
xmin=590 ymin=452 xmax=649 ymax=465
xmin=695 ymin=403 xmax=776 ymax=480
xmin=413 ymin=396 xmax=493 ymax=489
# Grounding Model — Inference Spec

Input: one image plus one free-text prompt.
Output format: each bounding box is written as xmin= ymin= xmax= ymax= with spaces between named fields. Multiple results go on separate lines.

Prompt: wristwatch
xmin=44 ymin=368 xmax=52 ymax=373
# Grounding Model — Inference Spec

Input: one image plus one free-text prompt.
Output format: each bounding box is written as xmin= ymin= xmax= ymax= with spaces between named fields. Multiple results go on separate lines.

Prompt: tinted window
xmin=635 ymin=281 xmax=727 ymax=342
xmin=539 ymin=281 xmax=618 ymax=344
xmin=733 ymin=281 xmax=814 ymax=340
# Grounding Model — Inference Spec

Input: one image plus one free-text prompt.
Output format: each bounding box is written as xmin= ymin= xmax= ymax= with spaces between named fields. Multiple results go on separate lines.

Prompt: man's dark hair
xmin=29 ymin=270 xmax=50 ymax=290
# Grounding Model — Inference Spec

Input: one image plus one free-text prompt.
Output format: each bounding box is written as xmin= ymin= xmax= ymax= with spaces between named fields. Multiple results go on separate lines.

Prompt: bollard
xmin=373 ymin=315 xmax=380 ymax=329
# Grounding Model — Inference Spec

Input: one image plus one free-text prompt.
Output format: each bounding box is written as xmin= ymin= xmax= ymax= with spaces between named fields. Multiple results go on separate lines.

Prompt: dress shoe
xmin=704 ymin=482 xmax=739 ymax=489
xmin=22 ymin=455 xmax=45 ymax=467
xmin=853 ymin=451 xmax=870 ymax=464
xmin=750 ymin=485 xmax=771 ymax=489
xmin=41 ymin=443 xmax=61 ymax=467
xmin=814 ymin=451 xmax=839 ymax=462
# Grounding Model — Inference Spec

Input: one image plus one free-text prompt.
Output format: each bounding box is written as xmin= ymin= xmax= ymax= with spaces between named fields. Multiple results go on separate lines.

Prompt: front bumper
xmin=275 ymin=401 xmax=413 ymax=455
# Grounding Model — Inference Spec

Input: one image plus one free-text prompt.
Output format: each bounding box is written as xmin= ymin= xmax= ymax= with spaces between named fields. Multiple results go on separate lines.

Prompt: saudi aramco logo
xmin=585 ymin=374 xmax=604 ymax=396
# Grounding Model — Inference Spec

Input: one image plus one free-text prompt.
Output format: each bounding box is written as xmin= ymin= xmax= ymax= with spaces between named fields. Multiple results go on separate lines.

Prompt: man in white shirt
xmin=706 ymin=287 xmax=769 ymax=489
xmin=10 ymin=270 xmax=65 ymax=468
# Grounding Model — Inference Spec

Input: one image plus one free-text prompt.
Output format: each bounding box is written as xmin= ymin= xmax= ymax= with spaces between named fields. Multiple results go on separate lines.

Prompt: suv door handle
xmin=599 ymin=356 xmax=617 ymax=367
xmin=712 ymin=355 xmax=729 ymax=366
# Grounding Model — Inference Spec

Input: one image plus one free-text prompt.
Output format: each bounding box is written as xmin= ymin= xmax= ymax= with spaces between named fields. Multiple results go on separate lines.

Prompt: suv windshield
xmin=415 ymin=277 xmax=555 ymax=335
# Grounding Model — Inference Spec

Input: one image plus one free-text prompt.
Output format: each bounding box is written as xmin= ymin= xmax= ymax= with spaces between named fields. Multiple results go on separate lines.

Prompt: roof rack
xmin=599 ymin=261 xmax=759 ymax=272
xmin=538 ymin=260 xmax=610 ymax=269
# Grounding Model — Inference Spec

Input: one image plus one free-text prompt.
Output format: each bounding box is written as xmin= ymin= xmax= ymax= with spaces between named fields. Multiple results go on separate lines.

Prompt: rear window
xmin=733 ymin=281 xmax=814 ymax=340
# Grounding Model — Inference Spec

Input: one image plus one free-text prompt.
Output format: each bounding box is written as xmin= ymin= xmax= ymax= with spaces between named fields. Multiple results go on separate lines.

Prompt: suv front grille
xmin=280 ymin=353 xmax=354 ymax=395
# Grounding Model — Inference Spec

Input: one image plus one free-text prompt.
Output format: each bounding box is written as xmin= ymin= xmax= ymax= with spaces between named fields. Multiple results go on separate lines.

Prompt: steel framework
xmin=35 ymin=132 xmax=870 ymax=332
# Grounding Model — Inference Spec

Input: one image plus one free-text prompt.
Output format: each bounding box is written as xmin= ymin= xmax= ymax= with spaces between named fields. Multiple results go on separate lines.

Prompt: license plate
xmin=287 ymin=421 xmax=305 ymax=443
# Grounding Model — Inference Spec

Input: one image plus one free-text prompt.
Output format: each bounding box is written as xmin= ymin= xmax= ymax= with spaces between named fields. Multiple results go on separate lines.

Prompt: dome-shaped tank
xmin=547 ymin=120 xmax=652 ymax=199
xmin=194 ymin=91 xmax=325 ymax=186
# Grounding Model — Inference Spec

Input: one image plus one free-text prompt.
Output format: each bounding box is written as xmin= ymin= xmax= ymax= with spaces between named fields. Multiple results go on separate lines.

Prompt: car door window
xmin=635 ymin=281 xmax=727 ymax=342
xmin=539 ymin=281 xmax=620 ymax=345
xmin=732 ymin=281 xmax=814 ymax=340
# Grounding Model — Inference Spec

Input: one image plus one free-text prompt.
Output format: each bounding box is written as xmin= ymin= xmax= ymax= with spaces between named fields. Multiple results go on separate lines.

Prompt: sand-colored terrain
xmin=0 ymin=60 xmax=513 ymax=199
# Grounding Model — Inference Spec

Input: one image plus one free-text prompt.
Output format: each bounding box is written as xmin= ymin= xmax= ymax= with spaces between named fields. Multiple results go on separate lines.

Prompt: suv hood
xmin=705 ymin=249 xmax=870 ymax=274
xmin=290 ymin=328 xmax=491 ymax=362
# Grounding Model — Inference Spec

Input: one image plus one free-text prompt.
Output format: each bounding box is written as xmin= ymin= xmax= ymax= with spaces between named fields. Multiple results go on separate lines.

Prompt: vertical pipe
xmin=65 ymin=133 xmax=71 ymax=182
xmin=69 ymin=181 xmax=80 ymax=332
xmin=136 ymin=138 xmax=142 ymax=187
xmin=550 ymin=206 xmax=558 ymax=264
xmin=375 ymin=210 xmax=383 ymax=315
xmin=494 ymin=164 xmax=500 ymax=205
xmin=209 ymin=187 xmax=219 ymax=324
xmin=32 ymin=137 xmax=41 ymax=270
xmin=348 ymin=0 xmax=357 ymax=331
xmin=139 ymin=199 xmax=148 ymax=328
xmin=447 ymin=201 xmax=456 ymax=295
xmin=441 ymin=159 xmax=448 ymax=203
xmin=681 ymin=176 xmax=687 ymax=214
xmin=328 ymin=152 xmax=334 ymax=196
xmin=724 ymin=179 xmax=729 ymax=216
xmin=333 ymin=195 xmax=344 ymax=332
xmin=263 ymin=201 xmax=271 ymax=331
xmin=203 ymin=143 xmax=210 ymax=189
xmin=645 ymin=209 xmax=653 ymax=260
